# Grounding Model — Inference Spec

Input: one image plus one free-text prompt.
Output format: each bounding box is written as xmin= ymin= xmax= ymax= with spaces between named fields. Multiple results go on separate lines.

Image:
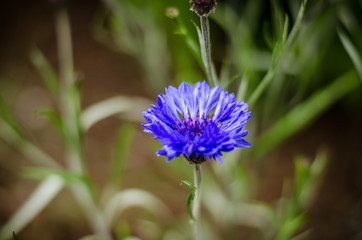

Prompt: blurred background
xmin=0 ymin=0 xmax=362 ymax=239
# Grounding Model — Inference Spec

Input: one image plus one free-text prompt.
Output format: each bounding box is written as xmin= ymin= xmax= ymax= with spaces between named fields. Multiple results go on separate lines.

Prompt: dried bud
xmin=190 ymin=0 xmax=216 ymax=16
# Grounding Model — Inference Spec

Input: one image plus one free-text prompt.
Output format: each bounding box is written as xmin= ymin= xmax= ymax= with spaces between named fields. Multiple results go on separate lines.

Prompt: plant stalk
xmin=56 ymin=7 xmax=84 ymax=173
xmin=200 ymin=16 xmax=218 ymax=86
xmin=55 ymin=8 xmax=112 ymax=240
xmin=193 ymin=164 xmax=202 ymax=240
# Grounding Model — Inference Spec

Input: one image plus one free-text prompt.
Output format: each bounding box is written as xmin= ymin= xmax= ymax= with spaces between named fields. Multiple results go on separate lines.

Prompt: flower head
xmin=142 ymin=81 xmax=251 ymax=164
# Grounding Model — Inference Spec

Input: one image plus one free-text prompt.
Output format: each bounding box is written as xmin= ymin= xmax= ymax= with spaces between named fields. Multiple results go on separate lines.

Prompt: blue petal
xmin=205 ymin=85 xmax=221 ymax=115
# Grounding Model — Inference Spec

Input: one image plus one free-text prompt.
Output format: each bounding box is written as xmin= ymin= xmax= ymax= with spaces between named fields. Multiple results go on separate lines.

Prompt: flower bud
xmin=166 ymin=7 xmax=179 ymax=20
xmin=190 ymin=0 xmax=217 ymax=16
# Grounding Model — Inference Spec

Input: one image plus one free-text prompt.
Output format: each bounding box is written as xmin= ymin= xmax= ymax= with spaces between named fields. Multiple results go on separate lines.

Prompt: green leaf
xmin=271 ymin=0 xmax=286 ymax=43
xmin=337 ymin=27 xmax=362 ymax=82
xmin=271 ymin=14 xmax=289 ymax=68
xmin=284 ymin=0 xmax=307 ymax=51
xmin=181 ymin=180 xmax=196 ymax=220
xmin=37 ymin=109 xmax=64 ymax=137
xmin=192 ymin=20 xmax=205 ymax=69
xmin=223 ymin=75 xmax=239 ymax=91
xmin=81 ymin=96 xmax=135 ymax=131
xmin=0 ymin=96 xmax=24 ymax=141
xmin=281 ymin=14 xmax=289 ymax=43
xmin=295 ymin=157 xmax=310 ymax=195
xmin=174 ymin=19 xmax=202 ymax=67
xmin=29 ymin=49 xmax=59 ymax=100
xmin=299 ymin=151 xmax=327 ymax=205
xmin=277 ymin=213 xmax=306 ymax=240
xmin=108 ymin=122 xmax=136 ymax=189
xmin=12 ymin=232 xmax=19 ymax=240
xmin=0 ymin=176 xmax=64 ymax=240
xmin=23 ymin=167 xmax=95 ymax=196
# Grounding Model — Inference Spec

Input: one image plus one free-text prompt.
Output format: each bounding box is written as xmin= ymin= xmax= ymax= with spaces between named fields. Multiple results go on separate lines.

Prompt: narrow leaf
xmin=12 ymin=232 xmax=19 ymax=240
xmin=81 ymin=96 xmax=135 ymax=131
xmin=270 ymin=16 xmax=287 ymax=68
xmin=277 ymin=213 xmax=306 ymax=240
xmin=337 ymin=27 xmax=362 ymax=82
xmin=192 ymin=20 xmax=206 ymax=68
xmin=29 ymin=49 xmax=59 ymax=99
xmin=0 ymin=176 xmax=64 ymax=240
xmin=108 ymin=122 xmax=136 ymax=189
xmin=23 ymin=167 xmax=94 ymax=192
xmin=0 ymin=96 xmax=24 ymax=140
xmin=174 ymin=19 xmax=202 ymax=66
xmin=181 ymin=180 xmax=196 ymax=220
xmin=281 ymin=14 xmax=289 ymax=43
xmin=223 ymin=75 xmax=239 ymax=91
xmin=37 ymin=109 xmax=64 ymax=137
xmin=248 ymin=0 xmax=307 ymax=106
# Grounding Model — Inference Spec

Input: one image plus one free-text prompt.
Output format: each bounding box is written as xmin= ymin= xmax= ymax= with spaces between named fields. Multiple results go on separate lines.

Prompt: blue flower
xmin=142 ymin=81 xmax=251 ymax=164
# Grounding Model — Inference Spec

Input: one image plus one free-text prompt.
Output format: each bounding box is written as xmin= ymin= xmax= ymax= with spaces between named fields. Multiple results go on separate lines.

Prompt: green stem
xmin=55 ymin=8 xmax=112 ymax=240
xmin=200 ymin=16 xmax=218 ymax=86
xmin=56 ymin=7 xmax=83 ymax=173
xmin=193 ymin=164 xmax=202 ymax=240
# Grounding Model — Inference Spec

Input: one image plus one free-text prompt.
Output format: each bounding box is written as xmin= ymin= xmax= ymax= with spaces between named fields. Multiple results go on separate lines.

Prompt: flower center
xmin=175 ymin=114 xmax=208 ymax=139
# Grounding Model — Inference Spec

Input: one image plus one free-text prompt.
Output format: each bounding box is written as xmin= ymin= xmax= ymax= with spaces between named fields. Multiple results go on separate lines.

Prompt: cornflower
xmin=143 ymin=81 xmax=251 ymax=164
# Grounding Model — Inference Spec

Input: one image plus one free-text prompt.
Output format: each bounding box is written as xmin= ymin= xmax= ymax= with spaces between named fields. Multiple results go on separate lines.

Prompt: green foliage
xmin=254 ymin=70 xmax=359 ymax=156
xmin=247 ymin=0 xmax=307 ymax=107
xmin=276 ymin=152 xmax=327 ymax=240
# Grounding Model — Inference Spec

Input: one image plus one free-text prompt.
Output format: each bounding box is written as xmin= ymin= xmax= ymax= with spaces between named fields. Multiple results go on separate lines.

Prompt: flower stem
xmin=200 ymin=16 xmax=218 ymax=86
xmin=193 ymin=164 xmax=202 ymax=240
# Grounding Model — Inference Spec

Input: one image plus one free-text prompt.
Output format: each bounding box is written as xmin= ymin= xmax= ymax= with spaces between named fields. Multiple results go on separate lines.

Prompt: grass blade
xmin=337 ymin=27 xmax=362 ymax=82
xmin=23 ymin=167 xmax=94 ymax=191
xmin=0 ymin=96 xmax=24 ymax=141
xmin=81 ymin=96 xmax=135 ymax=131
xmin=0 ymin=176 xmax=64 ymax=240
xmin=37 ymin=109 xmax=64 ymax=137
xmin=29 ymin=49 xmax=60 ymax=100
xmin=12 ymin=232 xmax=19 ymax=240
